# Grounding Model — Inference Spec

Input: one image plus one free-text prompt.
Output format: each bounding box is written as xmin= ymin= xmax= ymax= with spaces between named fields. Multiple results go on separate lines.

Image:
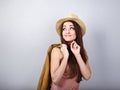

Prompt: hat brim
xmin=56 ymin=17 xmax=86 ymax=36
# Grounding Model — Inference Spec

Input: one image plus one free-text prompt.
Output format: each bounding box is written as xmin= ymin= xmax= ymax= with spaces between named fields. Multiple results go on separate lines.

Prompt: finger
xmin=74 ymin=41 xmax=78 ymax=46
xmin=70 ymin=41 xmax=75 ymax=49
xmin=62 ymin=44 xmax=67 ymax=48
xmin=75 ymin=43 xmax=79 ymax=49
xmin=74 ymin=41 xmax=80 ymax=49
xmin=72 ymin=42 xmax=75 ymax=48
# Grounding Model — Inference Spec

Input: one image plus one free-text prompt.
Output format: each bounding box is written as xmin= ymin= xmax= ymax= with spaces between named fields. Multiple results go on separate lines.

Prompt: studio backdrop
xmin=0 ymin=0 xmax=120 ymax=90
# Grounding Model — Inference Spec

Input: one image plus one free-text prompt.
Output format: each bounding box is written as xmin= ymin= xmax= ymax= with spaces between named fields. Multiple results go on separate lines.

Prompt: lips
xmin=64 ymin=35 xmax=72 ymax=37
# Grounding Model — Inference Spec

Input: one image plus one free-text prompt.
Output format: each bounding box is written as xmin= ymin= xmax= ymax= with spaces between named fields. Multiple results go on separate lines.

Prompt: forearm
xmin=52 ymin=57 xmax=68 ymax=84
xmin=75 ymin=54 xmax=91 ymax=80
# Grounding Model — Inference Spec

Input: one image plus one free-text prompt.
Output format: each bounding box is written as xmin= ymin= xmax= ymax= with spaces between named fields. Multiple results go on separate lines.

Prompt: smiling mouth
xmin=64 ymin=35 xmax=72 ymax=37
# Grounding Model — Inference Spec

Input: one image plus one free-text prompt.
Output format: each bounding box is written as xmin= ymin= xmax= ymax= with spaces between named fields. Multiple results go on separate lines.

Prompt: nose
xmin=66 ymin=29 xmax=70 ymax=34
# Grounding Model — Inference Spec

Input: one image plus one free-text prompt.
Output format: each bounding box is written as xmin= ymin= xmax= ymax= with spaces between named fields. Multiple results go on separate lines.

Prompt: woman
xmin=50 ymin=14 xmax=91 ymax=90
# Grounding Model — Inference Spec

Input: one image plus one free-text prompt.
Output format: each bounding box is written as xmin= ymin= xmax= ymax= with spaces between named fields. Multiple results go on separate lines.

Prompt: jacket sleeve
xmin=37 ymin=43 xmax=61 ymax=90
xmin=37 ymin=45 xmax=52 ymax=90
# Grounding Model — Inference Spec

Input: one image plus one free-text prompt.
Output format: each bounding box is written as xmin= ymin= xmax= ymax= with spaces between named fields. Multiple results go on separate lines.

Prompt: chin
xmin=64 ymin=37 xmax=75 ymax=42
xmin=65 ymin=40 xmax=74 ymax=43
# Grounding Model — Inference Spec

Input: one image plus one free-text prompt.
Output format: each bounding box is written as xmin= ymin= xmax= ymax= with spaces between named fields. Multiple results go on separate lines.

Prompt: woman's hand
xmin=70 ymin=41 xmax=80 ymax=56
xmin=60 ymin=44 xmax=69 ymax=59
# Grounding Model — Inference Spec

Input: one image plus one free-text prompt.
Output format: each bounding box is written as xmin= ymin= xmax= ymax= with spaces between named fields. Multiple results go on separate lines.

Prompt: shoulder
xmin=51 ymin=45 xmax=63 ymax=59
xmin=47 ymin=43 xmax=61 ymax=53
xmin=51 ymin=47 xmax=61 ymax=55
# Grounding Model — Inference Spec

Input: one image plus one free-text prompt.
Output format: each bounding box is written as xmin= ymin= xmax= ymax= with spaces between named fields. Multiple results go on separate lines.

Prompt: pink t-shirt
xmin=50 ymin=65 xmax=80 ymax=90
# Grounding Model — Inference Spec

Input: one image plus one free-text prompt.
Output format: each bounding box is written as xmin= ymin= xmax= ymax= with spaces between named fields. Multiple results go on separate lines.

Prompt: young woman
xmin=50 ymin=14 xmax=91 ymax=90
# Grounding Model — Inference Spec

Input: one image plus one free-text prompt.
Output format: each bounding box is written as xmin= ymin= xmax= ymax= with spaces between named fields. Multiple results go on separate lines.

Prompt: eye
xmin=62 ymin=27 xmax=66 ymax=31
xmin=70 ymin=27 xmax=75 ymax=30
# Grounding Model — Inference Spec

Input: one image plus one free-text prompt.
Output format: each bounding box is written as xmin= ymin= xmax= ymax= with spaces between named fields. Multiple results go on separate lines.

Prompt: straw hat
xmin=56 ymin=14 xmax=86 ymax=36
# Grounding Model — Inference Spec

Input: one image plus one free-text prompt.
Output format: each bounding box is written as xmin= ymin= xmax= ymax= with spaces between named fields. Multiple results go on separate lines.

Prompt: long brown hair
xmin=60 ymin=20 xmax=88 ymax=82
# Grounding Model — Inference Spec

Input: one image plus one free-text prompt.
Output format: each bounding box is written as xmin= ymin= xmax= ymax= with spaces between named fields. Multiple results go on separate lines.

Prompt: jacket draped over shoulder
xmin=37 ymin=43 xmax=61 ymax=90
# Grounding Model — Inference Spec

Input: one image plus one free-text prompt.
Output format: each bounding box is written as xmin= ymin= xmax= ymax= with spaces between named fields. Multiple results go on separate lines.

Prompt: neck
xmin=67 ymin=40 xmax=74 ymax=45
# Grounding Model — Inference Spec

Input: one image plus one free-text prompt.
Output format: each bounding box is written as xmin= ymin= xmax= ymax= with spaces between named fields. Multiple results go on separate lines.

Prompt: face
xmin=62 ymin=21 xmax=76 ymax=43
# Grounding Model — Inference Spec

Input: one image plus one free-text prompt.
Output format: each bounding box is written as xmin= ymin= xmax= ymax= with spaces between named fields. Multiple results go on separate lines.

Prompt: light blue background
xmin=0 ymin=0 xmax=120 ymax=90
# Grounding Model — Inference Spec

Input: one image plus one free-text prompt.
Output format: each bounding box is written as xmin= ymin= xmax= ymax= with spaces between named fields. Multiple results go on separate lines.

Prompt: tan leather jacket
xmin=37 ymin=43 xmax=61 ymax=90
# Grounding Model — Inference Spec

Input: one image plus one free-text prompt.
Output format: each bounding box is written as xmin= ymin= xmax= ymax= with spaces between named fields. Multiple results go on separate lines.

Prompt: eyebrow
xmin=69 ymin=25 xmax=74 ymax=27
xmin=63 ymin=24 xmax=74 ymax=27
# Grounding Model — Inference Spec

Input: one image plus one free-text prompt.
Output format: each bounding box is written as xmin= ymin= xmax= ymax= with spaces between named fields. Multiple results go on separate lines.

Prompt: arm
xmin=50 ymin=44 xmax=69 ymax=84
xmin=70 ymin=41 xmax=91 ymax=80
xmin=75 ymin=54 xmax=91 ymax=80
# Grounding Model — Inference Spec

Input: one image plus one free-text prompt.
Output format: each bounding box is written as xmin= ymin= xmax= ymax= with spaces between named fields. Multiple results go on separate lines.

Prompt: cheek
xmin=62 ymin=35 xmax=66 ymax=40
xmin=62 ymin=31 xmax=65 ymax=37
xmin=62 ymin=30 xmax=65 ymax=34
xmin=73 ymin=34 xmax=76 ymax=40
xmin=72 ymin=32 xmax=76 ymax=39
